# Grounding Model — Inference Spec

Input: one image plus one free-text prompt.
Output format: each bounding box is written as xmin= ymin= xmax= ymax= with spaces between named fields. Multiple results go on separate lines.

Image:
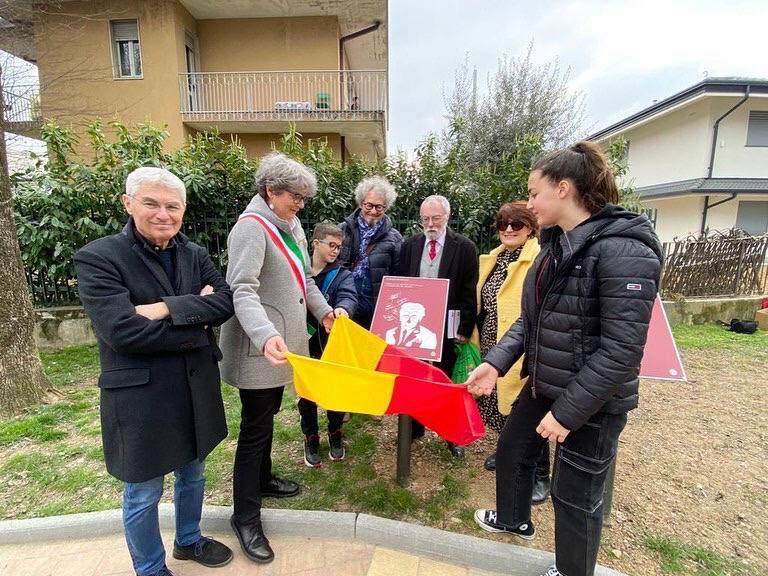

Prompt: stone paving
xmin=0 ymin=530 xmax=505 ymax=576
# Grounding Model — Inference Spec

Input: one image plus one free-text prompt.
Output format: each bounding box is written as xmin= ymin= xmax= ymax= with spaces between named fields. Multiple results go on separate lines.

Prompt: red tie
xmin=428 ymin=239 xmax=437 ymax=260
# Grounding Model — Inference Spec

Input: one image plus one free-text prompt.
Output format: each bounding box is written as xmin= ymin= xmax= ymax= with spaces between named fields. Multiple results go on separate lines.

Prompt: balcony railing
xmin=179 ymin=70 xmax=387 ymax=123
xmin=2 ymin=83 xmax=42 ymax=127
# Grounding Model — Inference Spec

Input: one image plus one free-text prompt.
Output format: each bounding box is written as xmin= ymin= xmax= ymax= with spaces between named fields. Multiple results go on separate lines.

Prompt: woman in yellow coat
xmin=471 ymin=204 xmax=549 ymax=500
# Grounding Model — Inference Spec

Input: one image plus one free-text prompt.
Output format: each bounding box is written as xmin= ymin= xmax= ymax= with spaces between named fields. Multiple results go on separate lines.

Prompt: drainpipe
xmin=338 ymin=20 xmax=381 ymax=109
xmin=701 ymin=85 xmax=751 ymax=234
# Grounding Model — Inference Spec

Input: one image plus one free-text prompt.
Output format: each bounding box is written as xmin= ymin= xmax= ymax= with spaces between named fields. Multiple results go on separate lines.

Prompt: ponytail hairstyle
xmin=531 ymin=141 xmax=619 ymax=214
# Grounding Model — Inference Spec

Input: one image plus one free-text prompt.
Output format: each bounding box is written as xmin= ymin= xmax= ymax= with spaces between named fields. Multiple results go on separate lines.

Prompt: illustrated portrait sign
xmin=370 ymin=276 xmax=449 ymax=362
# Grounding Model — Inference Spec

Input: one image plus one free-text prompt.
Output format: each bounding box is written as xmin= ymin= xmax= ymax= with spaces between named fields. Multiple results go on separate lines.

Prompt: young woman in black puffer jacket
xmin=467 ymin=141 xmax=663 ymax=576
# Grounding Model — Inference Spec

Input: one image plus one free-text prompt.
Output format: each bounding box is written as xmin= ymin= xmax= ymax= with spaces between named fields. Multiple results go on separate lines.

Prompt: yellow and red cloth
xmin=286 ymin=316 xmax=485 ymax=445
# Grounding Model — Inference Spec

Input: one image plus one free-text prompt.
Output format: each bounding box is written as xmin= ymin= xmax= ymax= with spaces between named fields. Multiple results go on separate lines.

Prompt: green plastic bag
xmin=451 ymin=341 xmax=482 ymax=384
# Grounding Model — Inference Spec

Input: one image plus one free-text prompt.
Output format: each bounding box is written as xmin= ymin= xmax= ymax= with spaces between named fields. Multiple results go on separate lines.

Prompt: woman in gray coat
xmin=219 ymin=152 xmax=334 ymax=565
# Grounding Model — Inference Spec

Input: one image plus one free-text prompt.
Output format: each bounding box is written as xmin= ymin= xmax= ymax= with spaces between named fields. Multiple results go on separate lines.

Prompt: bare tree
xmin=444 ymin=43 xmax=586 ymax=166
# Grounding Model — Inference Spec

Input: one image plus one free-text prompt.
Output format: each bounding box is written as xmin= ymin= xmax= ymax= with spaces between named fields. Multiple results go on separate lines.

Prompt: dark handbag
xmin=728 ymin=318 xmax=758 ymax=334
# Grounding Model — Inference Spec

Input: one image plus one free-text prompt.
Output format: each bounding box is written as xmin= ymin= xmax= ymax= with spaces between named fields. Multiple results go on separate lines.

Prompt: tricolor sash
xmin=239 ymin=213 xmax=307 ymax=299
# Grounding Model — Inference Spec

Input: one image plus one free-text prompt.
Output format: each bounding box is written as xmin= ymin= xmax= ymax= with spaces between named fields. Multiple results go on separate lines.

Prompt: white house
xmin=591 ymin=77 xmax=768 ymax=244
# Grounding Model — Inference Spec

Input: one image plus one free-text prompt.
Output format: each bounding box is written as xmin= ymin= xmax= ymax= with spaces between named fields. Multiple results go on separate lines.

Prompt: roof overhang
xmin=590 ymin=78 xmax=768 ymax=142
xmin=638 ymin=177 xmax=768 ymax=200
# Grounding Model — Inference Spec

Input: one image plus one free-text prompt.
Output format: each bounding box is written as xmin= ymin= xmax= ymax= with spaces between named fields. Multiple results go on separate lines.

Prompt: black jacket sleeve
xmin=550 ymin=242 xmax=661 ymax=430
xmin=457 ymin=239 xmax=479 ymax=338
xmin=162 ymin=247 xmax=234 ymax=327
xmin=483 ymin=317 xmax=525 ymax=375
xmin=74 ymin=248 xmax=209 ymax=355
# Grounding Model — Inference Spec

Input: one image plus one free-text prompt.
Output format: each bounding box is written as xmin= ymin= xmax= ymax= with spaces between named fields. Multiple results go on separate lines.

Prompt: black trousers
xmin=232 ymin=386 xmax=284 ymax=525
xmin=496 ymin=382 xmax=626 ymax=576
xmin=297 ymin=398 xmax=344 ymax=436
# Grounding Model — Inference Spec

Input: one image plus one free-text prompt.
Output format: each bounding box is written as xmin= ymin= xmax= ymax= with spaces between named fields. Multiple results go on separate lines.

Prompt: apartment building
xmin=0 ymin=0 xmax=388 ymax=161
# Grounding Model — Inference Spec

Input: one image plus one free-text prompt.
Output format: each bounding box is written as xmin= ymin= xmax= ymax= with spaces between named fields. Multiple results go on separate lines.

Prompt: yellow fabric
xmin=470 ymin=238 xmax=541 ymax=415
xmin=286 ymin=352 xmax=395 ymax=415
xmin=321 ymin=315 xmax=388 ymax=369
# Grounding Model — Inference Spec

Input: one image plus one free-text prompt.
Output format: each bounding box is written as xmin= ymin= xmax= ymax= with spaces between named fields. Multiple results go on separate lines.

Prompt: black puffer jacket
xmin=484 ymin=205 xmax=663 ymax=431
xmin=338 ymin=209 xmax=403 ymax=304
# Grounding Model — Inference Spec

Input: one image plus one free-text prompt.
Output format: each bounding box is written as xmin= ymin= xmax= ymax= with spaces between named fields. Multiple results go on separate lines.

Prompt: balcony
xmin=2 ymin=83 xmax=42 ymax=138
xmin=179 ymin=70 xmax=387 ymax=125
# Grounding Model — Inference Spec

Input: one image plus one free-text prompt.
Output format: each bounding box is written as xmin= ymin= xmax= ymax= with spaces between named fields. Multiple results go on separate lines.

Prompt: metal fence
xmin=2 ymin=83 xmax=40 ymax=124
xmin=179 ymin=70 xmax=387 ymax=123
xmin=660 ymin=229 xmax=768 ymax=298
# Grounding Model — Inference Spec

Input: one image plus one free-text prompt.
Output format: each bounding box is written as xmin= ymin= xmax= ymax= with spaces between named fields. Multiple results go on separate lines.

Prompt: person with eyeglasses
xmin=299 ymin=223 xmax=358 ymax=467
xmin=219 ymin=152 xmax=337 ymax=565
xmin=470 ymin=204 xmax=550 ymax=501
xmin=338 ymin=176 xmax=403 ymax=329
xmin=398 ymin=195 xmax=479 ymax=458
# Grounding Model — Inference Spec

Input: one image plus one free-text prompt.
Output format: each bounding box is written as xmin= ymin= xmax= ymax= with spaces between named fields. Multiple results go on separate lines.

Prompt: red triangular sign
xmin=640 ymin=296 xmax=687 ymax=381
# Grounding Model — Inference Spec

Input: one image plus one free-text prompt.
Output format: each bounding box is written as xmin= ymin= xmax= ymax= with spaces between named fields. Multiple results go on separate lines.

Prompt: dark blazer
xmin=398 ymin=229 xmax=479 ymax=375
xmin=484 ymin=205 xmax=662 ymax=431
xmin=73 ymin=220 xmax=234 ymax=483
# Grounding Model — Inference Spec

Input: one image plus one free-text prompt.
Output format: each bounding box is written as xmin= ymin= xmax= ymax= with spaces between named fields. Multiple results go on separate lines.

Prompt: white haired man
xmin=385 ymin=302 xmax=438 ymax=349
xmin=74 ymin=167 xmax=235 ymax=576
xmin=398 ymin=195 xmax=479 ymax=457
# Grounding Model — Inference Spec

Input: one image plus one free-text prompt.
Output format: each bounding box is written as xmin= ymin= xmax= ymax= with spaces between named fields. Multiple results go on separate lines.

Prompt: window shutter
xmin=746 ymin=110 xmax=768 ymax=146
xmin=111 ymin=20 xmax=138 ymax=42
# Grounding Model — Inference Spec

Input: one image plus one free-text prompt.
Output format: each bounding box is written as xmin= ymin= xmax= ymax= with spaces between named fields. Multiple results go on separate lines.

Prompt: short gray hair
xmin=354 ymin=176 xmax=397 ymax=209
xmin=255 ymin=152 xmax=317 ymax=199
xmin=421 ymin=194 xmax=451 ymax=217
xmin=125 ymin=167 xmax=186 ymax=203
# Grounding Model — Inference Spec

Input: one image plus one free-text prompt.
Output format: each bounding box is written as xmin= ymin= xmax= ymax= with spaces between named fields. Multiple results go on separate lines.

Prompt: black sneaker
xmin=328 ymin=430 xmax=345 ymax=461
xmin=304 ymin=434 xmax=321 ymax=467
xmin=473 ymin=509 xmax=535 ymax=540
xmin=172 ymin=535 xmax=233 ymax=567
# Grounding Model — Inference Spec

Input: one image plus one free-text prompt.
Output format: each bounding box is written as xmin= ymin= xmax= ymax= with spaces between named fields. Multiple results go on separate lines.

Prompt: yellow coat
xmin=471 ymin=238 xmax=540 ymax=415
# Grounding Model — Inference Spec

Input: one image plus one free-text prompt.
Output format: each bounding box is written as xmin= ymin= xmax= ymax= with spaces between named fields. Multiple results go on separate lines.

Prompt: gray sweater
xmin=219 ymin=195 xmax=332 ymax=389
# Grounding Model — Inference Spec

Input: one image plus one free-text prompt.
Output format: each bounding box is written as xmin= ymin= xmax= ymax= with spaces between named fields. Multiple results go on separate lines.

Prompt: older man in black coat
xmin=74 ymin=167 xmax=235 ymax=576
xmin=398 ymin=194 xmax=479 ymax=457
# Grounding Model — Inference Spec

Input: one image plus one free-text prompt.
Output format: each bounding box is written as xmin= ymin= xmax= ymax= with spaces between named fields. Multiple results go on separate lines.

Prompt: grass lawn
xmin=2 ymin=323 xmax=765 ymax=575
xmin=1 ymin=344 xmax=473 ymax=526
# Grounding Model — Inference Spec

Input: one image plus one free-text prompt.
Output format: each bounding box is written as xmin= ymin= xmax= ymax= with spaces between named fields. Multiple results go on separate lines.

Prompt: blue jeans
xmin=122 ymin=458 xmax=205 ymax=576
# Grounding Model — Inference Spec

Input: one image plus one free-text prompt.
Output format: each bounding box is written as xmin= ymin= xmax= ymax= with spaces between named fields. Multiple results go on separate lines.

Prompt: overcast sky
xmin=387 ymin=0 xmax=767 ymax=155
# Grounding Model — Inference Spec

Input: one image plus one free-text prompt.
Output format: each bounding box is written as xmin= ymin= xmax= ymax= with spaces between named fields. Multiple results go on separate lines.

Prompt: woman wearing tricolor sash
xmin=219 ymin=152 xmax=335 ymax=565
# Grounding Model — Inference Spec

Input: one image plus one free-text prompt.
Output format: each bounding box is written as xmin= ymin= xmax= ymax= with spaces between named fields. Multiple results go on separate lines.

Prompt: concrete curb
xmin=0 ymin=505 xmax=625 ymax=575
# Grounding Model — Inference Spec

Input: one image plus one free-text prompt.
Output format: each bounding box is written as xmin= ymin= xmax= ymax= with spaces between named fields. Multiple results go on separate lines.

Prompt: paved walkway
xmin=0 ymin=530 xmax=504 ymax=576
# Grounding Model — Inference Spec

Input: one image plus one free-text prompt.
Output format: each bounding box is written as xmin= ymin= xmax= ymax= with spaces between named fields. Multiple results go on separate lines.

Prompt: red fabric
xmin=428 ymin=239 xmax=437 ymax=260
xmin=377 ymin=345 xmax=485 ymax=445
xmin=761 ymin=297 xmax=768 ymax=309
xmin=384 ymin=375 xmax=485 ymax=445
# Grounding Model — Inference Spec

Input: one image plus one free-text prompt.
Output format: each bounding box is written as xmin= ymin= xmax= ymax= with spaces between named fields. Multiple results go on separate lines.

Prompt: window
xmin=111 ymin=20 xmax=142 ymax=78
xmin=735 ymin=201 xmax=768 ymax=236
xmin=746 ymin=111 xmax=768 ymax=147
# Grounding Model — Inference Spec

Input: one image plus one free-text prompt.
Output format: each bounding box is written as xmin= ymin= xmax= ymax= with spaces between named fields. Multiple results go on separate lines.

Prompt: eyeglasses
xmin=286 ymin=191 xmax=310 ymax=204
xmin=497 ymin=220 xmax=526 ymax=232
xmin=362 ymin=201 xmax=386 ymax=213
xmin=316 ymin=239 xmax=341 ymax=251
xmin=419 ymin=215 xmax=445 ymax=225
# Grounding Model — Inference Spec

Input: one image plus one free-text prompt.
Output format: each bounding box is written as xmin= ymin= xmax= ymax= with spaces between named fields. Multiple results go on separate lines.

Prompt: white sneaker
xmin=538 ymin=565 xmax=562 ymax=576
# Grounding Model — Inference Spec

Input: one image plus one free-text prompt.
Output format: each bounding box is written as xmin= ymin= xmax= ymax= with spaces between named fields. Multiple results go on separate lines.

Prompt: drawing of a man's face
xmin=400 ymin=302 xmax=425 ymax=331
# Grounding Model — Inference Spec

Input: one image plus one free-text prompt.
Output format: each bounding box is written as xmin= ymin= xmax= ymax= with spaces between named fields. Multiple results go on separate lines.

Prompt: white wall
xmin=709 ymin=96 xmax=768 ymax=178
xmin=644 ymin=196 xmax=703 ymax=243
xmin=622 ymin=97 xmax=712 ymax=187
xmin=644 ymin=194 xmax=768 ymax=243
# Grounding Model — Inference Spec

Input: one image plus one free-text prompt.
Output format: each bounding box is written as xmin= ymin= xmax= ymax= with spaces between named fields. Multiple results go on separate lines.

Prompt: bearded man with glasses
xmin=397 ymin=195 xmax=479 ymax=458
